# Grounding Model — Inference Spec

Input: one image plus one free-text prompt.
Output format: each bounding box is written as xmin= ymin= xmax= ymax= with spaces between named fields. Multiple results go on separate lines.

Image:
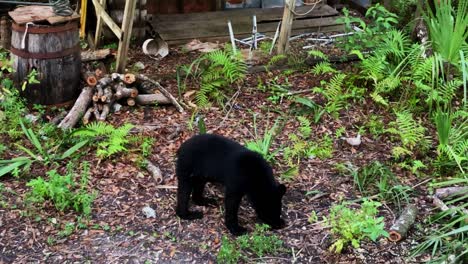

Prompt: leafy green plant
xmin=71 ymin=123 xmax=134 ymax=159
xmin=217 ymin=224 xmax=284 ymax=263
xmin=26 ymin=167 xmax=95 ymax=216
xmin=434 ymin=108 xmax=468 ymax=174
xmin=422 ymin=0 xmax=468 ymax=65
xmin=365 ymin=114 xmax=386 ymax=138
xmin=0 ymin=120 xmax=88 ymax=177
xmin=411 ymin=177 xmax=468 ymax=262
xmin=386 ymin=110 xmax=429 ymax=158
xmin=180 ymin=50 xmax=247 ymax=107
xmin=245 ymin=115 xmax=280 ymax=162
xmin=337 ymin=5 xmax=399 ymax=52
xmin=326 ymin=200 xmax=389 ymax=253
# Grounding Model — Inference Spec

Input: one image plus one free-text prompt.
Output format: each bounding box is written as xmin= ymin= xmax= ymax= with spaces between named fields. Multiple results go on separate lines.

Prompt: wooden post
xmin=94 ymin=0 xmax=107 ymax=47
xmin=116 ymin=0 xmax=137 ymax=73
xmin=277 ymin=0 xmax=296 ymax=54
xmin=79 ymin=0 xmax=87 ymax=38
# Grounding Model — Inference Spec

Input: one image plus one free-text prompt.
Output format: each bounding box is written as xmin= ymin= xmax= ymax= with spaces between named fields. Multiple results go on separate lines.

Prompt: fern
xmin=311 ymin=61 xmax=337 ymax=75
xmin=297 ymin=116 xmax=312 ymax=138
xmin=185 ymin=50 xmax=247 ymax=108
xmin=72 ymin=123 xmax=134 ymax=159
xmin=308 ymin=50 xmax=329 ymax=61
xmin=387 ymin=110 xmax=428 ymax=151
xmin=267 ymin=54 xmax=287 ymax=67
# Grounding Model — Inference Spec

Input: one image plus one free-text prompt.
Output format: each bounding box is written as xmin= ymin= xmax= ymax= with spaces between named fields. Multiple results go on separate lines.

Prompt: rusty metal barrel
xmin=10 ymin=21 xmax=81 ymax=105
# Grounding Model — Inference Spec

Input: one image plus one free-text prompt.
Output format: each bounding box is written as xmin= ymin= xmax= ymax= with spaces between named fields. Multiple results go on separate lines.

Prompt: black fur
xmin=175 ymin=134 xmax=286 ymax=235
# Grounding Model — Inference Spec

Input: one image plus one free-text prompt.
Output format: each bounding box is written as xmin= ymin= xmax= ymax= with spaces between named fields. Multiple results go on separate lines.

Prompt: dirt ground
xmin=0 ymin=38 xmax=436 ymax=263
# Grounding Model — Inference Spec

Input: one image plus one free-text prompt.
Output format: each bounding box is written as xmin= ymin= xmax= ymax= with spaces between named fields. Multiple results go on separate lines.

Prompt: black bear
xmin=175 ymin=133 xmax=286 ymax=235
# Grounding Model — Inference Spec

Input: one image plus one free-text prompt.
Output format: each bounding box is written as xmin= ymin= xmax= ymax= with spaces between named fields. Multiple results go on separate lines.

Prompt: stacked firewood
xmin=58 ymin=70 xmax=184 ymax=130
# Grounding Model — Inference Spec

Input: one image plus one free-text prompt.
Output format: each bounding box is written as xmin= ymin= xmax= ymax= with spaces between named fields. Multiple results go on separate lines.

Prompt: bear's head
xmin=256 ymin=183 xmax=287 ymax=229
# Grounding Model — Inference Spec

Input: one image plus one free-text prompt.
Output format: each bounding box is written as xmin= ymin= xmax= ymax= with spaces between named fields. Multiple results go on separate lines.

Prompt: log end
xmin=388 ymin=231 xmax=402 ymax=242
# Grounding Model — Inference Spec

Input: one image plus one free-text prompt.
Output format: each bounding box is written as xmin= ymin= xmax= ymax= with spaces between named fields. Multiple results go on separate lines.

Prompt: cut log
xmin=136 ymin=80 xmax=157 ymax=94
xmin=81 ymin=70 xmax=98 ymax=87
xmin=99 ymin=103 xmax=112 ymax=121
xmin=145 ymin=159 xmax=163 ymax=184
xmin=127 ymin=98 xmax=136 ymax=106
xmin=81 ymin=48 xmax=112 ymax=62
xmin=123 ymin=73 xmax=136 ymax=85
xmin=135 ymin=74 xmax=184 ymax=113
xmin=435 ymin=187 xmax=468 ymax=199
xmin=101 ymin=87 xmax=113 ymax=103
xmin=58 ymin=86 xmax=94 ymax=130
xmin=114 ymin=83 xmax=138 ymax=100
xmin=135 ymin=94 xmax=171 ymax=105
xmin=82 ymin=107 xmax=94 ymax=125
xmin=388 ymin=204 xmax=418 ymax=242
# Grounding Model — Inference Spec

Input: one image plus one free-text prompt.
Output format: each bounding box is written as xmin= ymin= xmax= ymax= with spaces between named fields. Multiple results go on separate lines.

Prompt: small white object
xmin=341 ymin=134 xmax=362 ymax=147
xmin=133 ymin=61 xmax=145 ymax=71
xmin=112 ymin=103 xmax=122 ymax=113
xmin=142 ymin=206 xmax=156 ymax=218
xmin=142 ymin=38 xmax=169 ymax=59
xmin=25 ymin=114 xmax=39 ymax=123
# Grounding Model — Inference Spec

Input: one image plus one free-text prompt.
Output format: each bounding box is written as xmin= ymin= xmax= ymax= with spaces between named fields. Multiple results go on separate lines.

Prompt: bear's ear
xmin=278 ymin=184 xmax=286 ymax=196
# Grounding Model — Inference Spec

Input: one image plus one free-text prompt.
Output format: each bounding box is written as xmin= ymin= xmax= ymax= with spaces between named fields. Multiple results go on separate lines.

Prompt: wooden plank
xmin=156 ymin=16 xmax=342 ymax=41
xmin=8 ymin=5 xmax=79 ymax=25
xmin=154 ymin=4 xmax=337 ymax=23
xmin=277 ymin=0 xmax=295 ymax=54
xmin=164 ymin=24 xmax=345 ymax=45
xmin=80 ymin=0 xmax=87 ymax=38
xmin=94 ymin=0 xmax=107 ymax=47
xmin=92 ymin=0 xmax=122 ymax=40
xmin=116 ymin=0 xmax=137 ymax=73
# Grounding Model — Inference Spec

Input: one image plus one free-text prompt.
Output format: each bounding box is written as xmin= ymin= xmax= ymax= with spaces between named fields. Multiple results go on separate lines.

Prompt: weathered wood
xmin=435 ymin=187 xmax=468 ymax=200
xmin=82 ymin=107 xmax=94 ymax=125
xmin=11 ymin=22 xmax=81 ymax=105
xmin=126 ymin=97 xmax=136 ymax=106
xmin=58 ymin=86 xmax=94 ymax=130
xmin=135 ymin=93 xmax=171 ymax=105
xmin=92 ymin=0 xmax=123 ymax=40
xmin=95 ymin=0 xmax=108 ymax=47
xmin=388 ymin=204 xmax=418 ymax=242
xmin=155 ymin=16 xmax=342 ymax=43
xmin=145 ymin=159 xmax=163 ymax=184
xmin=0 ymin=16 xmax=11 ymax=49
xmin=101 ymin=87 xmax=113 ymax=103
xmin=153 ymin=4 xmax=333 ymax=22
xmin=116 ymin=0 xmax=137 ymax=73
xmin=277 ymin=0 xmax=296 ymax=54
xmin=124 ymin=73 xmax=136 ymax=85
xmin=81 ymin=71 xmax=98 ymax=87
xmin=136 ymin=80 xmax=158 ymax=94
xmin=8 ymin=5 xmax=80 ymax=25
xmin=81 ymin=48 xmax=112 ymax=62
xmin=135 ymin=74 xmax=184 ymax=112
xmin=114 ymin=83 xmax=138 ymax=100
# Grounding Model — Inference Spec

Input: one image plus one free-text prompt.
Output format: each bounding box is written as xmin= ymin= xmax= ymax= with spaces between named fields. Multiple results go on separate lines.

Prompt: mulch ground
xmin=0 ymin=37 xmax=435 ymax=263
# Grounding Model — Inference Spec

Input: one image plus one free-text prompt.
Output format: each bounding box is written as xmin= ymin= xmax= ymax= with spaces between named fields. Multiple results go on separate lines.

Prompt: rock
xmin=142 ymin=205 xmax=156 ymax=218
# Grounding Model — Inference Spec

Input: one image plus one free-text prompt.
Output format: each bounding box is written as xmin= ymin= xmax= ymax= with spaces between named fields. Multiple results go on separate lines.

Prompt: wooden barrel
xmin=0 ymin=16 xmax=11 ymax=49
xmin=10 ymin=22 xmax=81 ymax=105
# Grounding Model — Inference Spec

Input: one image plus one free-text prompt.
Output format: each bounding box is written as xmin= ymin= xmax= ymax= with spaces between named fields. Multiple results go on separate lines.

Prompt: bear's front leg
xmin=225 ymin=192 xmax=247 ymax=236
xmin=176 ymin=178 xmax=203 ymax=220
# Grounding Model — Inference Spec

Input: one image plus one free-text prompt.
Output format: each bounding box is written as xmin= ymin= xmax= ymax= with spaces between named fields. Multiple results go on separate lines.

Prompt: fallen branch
xmin=82 ymin=107 xmax=94 ymax=125
xmin=435 ymin=187 xmax=468 ymax=200
xmin=388 ymin=204 xmax=418 ymax=242
xmin=81 ymin=48 xmax=111 ymax=62
xmin=145 ymin=159 xmax=163 ymax=184
xmin=58 ymin=86 xmax=94 ymax=130
xmin=135 ymin=74 xmax=184 ymax=113
xmin=135 ymin=94 xmax=171 ymax=105
xmin=114 ymin=83 xmax=138 ymax=100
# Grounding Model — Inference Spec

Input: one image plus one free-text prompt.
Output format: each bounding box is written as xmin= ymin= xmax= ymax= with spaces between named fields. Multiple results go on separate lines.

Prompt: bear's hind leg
xmin=176 ymin=178 xmax=203 ymax=220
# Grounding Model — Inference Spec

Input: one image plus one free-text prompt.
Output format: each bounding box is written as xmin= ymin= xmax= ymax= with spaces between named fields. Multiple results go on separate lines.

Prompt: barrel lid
xmin=8 ymin=5 xmax=79 ymax=26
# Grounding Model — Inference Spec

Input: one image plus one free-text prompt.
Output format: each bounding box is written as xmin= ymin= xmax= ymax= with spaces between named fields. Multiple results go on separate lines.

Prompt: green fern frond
xmin=308 ymin=49 xmax=329 ymax=61
xmin=370 ymin=91 xmax=389 ymax=106
xmin=311 ymin=61 xmax=337 ymax=75
xmin=268 ymin=54 xmax=287 ymax=67
xmin=297 ymin=116 xmax=312 ymax=138
xmin=388 ymin=111 xmax=427 ymax=150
